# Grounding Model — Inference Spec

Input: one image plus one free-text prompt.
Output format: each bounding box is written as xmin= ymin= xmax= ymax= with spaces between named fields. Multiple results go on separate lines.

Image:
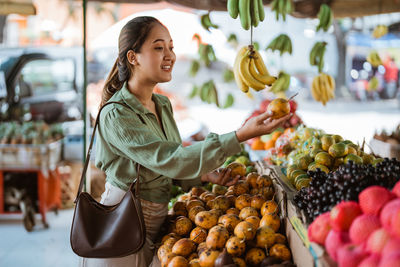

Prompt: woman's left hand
xmin=202 ymin=168 xmax=241 ymax=187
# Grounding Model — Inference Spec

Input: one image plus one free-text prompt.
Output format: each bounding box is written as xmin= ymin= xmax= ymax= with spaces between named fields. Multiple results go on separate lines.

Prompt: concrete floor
xmin=0 ymin=209 xmax=79 ymax=267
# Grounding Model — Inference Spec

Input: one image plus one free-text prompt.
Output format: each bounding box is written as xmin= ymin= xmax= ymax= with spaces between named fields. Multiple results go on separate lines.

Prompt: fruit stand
xmin=0 ymin=122 xmax=63 ymax=231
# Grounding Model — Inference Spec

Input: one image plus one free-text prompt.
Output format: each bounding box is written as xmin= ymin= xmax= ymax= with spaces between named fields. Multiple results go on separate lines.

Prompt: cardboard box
xmin=369 ymin=138 xmax=400 ymax=160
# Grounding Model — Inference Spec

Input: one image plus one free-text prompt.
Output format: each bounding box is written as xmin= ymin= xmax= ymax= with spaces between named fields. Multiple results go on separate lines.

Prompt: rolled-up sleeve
xmin=100 ymin=106 xmax=242 ymax=180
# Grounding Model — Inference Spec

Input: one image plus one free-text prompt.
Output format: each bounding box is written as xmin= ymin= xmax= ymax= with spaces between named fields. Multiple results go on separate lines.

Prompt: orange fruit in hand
xmin=267 ymin=98 xmax=290 ymax=119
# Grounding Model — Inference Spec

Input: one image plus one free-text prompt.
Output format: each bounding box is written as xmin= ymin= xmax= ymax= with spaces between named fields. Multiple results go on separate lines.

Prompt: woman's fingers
xmin=257 ymin=110 xmax=273 ymax=122
xmin=220 ymin=168 xmax=232 ymax=185
xmin=225 ymin=175 xmax=241 ymax=187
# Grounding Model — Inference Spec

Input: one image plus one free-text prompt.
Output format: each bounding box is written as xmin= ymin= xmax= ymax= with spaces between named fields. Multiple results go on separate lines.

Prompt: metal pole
xmin=82 ymin=0 xmax=88 ymax=189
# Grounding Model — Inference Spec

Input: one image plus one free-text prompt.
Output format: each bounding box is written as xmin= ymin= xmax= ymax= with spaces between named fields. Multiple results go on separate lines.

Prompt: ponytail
xmin=100 ymin=58 xmax=124 ymax=108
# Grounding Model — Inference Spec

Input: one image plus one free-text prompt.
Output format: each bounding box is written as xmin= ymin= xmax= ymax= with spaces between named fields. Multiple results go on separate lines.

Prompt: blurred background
xmin=0 ymin=0 xmax=399 ymax=266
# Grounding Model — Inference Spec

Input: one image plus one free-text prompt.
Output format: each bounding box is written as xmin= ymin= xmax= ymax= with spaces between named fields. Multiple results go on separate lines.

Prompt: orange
xmin=251 ymin=138 xmax=265 ymax=150
xmin=264 ymin=139 xmax=275 ymax=150
xmin=271 ymin=131 xmax=282 ymax=141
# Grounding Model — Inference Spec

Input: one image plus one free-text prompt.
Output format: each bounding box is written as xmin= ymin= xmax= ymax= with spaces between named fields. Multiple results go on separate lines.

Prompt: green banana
xmin=200 ymin=13 xmax=219 ymax=31
xmin=239 ymin=0 xmax=251 ymax=30
xmin=258 ymin=0 xmax=265 ymax=21
xmin=188 ymin=85 xmax=199 ymax=99
xmin=309 ymin=42 xmax=321 ymax=66
xmin=189 ymin=60 xmax=200 ymax=77
xmin=251 ymin=0 xmax=260 ymax=27
xmin=223 ymin=93 xmax=234 ymax=109
xmin=316 ymin=4 xmax=333 ymax=32
xmin=228 ymin=0 xmax=239 ymax=19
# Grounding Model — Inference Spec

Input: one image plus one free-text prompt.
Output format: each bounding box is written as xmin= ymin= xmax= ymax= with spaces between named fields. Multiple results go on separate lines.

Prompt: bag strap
xmin=74 ymin=101 xmax=141 ymax=203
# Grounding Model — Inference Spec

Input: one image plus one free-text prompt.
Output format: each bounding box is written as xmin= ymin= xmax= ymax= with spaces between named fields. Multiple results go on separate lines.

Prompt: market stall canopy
xmin=87 ymin=0 xmax=400 ymax=18
xmin=0 ymin=0 xmax=36 ymax=16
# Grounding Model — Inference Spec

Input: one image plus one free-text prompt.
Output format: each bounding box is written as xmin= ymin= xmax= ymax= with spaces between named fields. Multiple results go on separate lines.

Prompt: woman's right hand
xmin=235 ymin=111 xmax=292 ymax=143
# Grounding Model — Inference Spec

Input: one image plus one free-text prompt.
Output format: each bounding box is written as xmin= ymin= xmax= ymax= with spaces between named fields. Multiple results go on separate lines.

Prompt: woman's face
xmin=134 ymin=23 xmax=176 ymax=84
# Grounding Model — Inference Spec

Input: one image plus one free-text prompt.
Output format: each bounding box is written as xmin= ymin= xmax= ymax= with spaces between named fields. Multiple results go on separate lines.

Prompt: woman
xmin=81 ymin=16 xmax=291 ymax=267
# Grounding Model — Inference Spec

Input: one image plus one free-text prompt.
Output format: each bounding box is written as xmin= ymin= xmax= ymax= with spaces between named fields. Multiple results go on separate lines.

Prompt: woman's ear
xmin=126 ymin=50 xmax=137 ymax=66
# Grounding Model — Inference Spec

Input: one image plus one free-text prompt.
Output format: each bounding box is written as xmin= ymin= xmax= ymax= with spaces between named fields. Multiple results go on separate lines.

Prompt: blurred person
xmin=79 ymin=16 xmax=291 ymax=267
xmin=383 ymin=56 xmax=399 ymax=99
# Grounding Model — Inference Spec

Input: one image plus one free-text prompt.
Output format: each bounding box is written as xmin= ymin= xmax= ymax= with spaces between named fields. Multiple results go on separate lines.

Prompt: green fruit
xmin=294 ymin=174 xmax=310 ymax=184
xmin=333 ymin=157 xmax=344 ymax=168
xmin=342 ymin=140 xmax=352 ymax=144
xmin=329 ymin=143 xmax=347 ymax=158
xmin=290 ymin=170 xmax=307 ymax=183
xmin=308 ymin=164 xmax=330 ymax=173
xmin=286 ymin=164 xmax=299 ymax=178
xmin=315 ymin=151 xmax=334 ymax=167
xmin=295 ymin=178 xmax=311 ymax=191
xmin=345 ymin=145 xmax=358 ymax=156
xmin=362 ymin=154 xmax=375 ymax=165
xmin=308 ymin=161 xmax=318 ymax=170
xmin=246 ymin=165 xmax=255 ymax=175
xmin=212 ymin=184 xmax=228 ymax=195
xmin=332 ymin=134 xmax=344 ymax=143
xmin=297 ymin=155 xmax=313 ymax=170
xmin=344 ymin=154 xmax=363 ymax=165
xmin=321 ymin=135 xmax=335 ymax=151
xmin=372 ymin=158 xmax=384 ymax=166
xmin=235 ymin=155 xmax=251 ymax=166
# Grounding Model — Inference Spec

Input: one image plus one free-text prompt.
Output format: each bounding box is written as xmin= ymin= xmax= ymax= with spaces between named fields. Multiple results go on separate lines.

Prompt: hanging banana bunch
xmin=316 ymin=4 xmax=333 ymax=32
xmin=198 ymin=43 xmax=217 ymax=67
xmin=266 ymin=34 xmax=293 ymax=55
xmin=269 ymin=71 xmax=291 ymax=95
xmin=189 ymin=80 xmax=235 ymax=108
xmin=200 ymin=13 xmax=219 ymax=32
xmin=311 ymin=73 xmax=335 ymax=106
xmin=309 ymin=41 xmax=327 ymax=73
xmin=189 ymin=60 xmax=200 ymax=77
xmin=227 ymin=0 xmax=265 ymax=30
xmin=271 ymin=0 xmax=293 ymax=22
xmin=367 ymin=50 xmax=382 ymax=67
xmin=372 ymin=25 xmax=388 ymax=39
xmin=233 ymin=45 xmax=277 ymax=93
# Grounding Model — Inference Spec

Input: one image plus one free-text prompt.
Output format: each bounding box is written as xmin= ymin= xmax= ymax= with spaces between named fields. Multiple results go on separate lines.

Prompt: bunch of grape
xmin=293 ymin=158 xmax=400 ymax=223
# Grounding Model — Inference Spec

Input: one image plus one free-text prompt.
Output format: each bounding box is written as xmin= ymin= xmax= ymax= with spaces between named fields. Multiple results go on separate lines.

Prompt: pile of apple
xmin=307 ymin=181 xmax=400 ymax=267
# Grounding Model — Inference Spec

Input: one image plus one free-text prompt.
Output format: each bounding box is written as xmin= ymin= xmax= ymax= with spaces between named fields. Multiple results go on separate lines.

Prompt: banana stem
xmin=250 ymin=25 xmax=253 ymax=46
xmin=288 ymin=92 xmax=298 ymax=101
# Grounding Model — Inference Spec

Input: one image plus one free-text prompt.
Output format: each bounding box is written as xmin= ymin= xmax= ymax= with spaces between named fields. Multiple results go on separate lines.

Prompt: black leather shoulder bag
xmin=70 ymin=101 xmax=146 ymax=258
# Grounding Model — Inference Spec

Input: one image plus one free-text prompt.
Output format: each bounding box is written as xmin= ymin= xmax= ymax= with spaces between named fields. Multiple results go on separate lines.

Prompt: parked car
xmin=0 ymin=46 xmax=84 ymax=123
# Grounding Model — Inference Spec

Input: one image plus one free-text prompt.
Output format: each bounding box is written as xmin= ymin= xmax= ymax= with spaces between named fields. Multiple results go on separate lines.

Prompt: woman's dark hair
xmin=100 ymin=16 xmax=161 ymax=107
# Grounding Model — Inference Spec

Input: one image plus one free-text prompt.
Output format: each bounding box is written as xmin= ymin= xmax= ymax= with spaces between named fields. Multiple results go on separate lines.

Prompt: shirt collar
xmin=120 ymin=83 xmax=168 ymax=115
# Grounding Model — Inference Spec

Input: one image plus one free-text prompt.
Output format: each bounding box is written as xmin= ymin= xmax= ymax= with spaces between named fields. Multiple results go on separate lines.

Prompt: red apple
xmin=382 ymin=238 xmax=400 ymax=258
xmin=359 ymin=186 xmax=393 ymax=216
xmin=330 ymin=201 xmax=362 ymax=231
xmin=337 ymin=244 xmax=367 ymax=267
xmin=392 ymin=181 xmax=400 ymax=198
xmin=359 ymin=254 xmax=381 ymax=267
xmin=365 ymin=228 xmax=391 ymax=254
xmin=325 ymin=230 xmax=351 ymax=261
xmin=289 ymin=100 xmax=297 ymax=113
xmin=349 ymin=214 xmax=381 ymax=244
xmin=308 ymin=212 xmax=331 ymax=245
xmin=391 ymin=209 xmax=400 ymax=238
xmin=379 ymin=252 xmax=400 ymax=267
xmin=380 ymin=199 xmax=400 ymax=231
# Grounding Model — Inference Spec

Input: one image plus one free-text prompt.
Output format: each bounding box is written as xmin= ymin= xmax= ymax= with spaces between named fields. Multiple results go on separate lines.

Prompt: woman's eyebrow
xmin=152 ymin=39 xmax=164 ymax=43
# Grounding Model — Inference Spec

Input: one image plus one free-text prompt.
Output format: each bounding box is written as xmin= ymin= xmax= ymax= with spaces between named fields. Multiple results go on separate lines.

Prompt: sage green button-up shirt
xmin=95 ymin=85 xmax=242 ymax=203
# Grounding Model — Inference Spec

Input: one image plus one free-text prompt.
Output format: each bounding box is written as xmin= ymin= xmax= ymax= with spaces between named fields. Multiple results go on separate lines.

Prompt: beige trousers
xmin=79 ymin=182 xmax=168 ymax=267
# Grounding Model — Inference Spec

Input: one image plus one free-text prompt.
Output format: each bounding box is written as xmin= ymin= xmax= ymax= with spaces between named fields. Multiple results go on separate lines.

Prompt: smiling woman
xmin=76 ymin=15 xmax=291 ymax=267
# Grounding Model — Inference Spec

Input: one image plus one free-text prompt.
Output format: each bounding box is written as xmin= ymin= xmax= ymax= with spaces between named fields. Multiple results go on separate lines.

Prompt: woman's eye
xmin=155 ymin=47 xmax=163 ymax=50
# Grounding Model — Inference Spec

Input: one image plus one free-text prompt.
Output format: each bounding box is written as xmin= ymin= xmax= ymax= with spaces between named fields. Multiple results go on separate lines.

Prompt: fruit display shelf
xmin=0 ymin=140 xmax=62 ymax=171
xmin=256 ymin=161 xmax=337 ymax=267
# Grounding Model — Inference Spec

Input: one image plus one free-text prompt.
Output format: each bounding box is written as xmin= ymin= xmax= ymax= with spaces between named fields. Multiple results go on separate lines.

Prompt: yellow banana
xmin=233 ymin=47 xmax=249 ymax=93
xmin=249 ymin=57 xmax=276 ymax=87
xmin=253 ymin=50 xmax=270 ymax=76
xmin=239 ymin=50 xmax=265 ymax=90
xmin=311 ymin=76 xmax=321 ymax=102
